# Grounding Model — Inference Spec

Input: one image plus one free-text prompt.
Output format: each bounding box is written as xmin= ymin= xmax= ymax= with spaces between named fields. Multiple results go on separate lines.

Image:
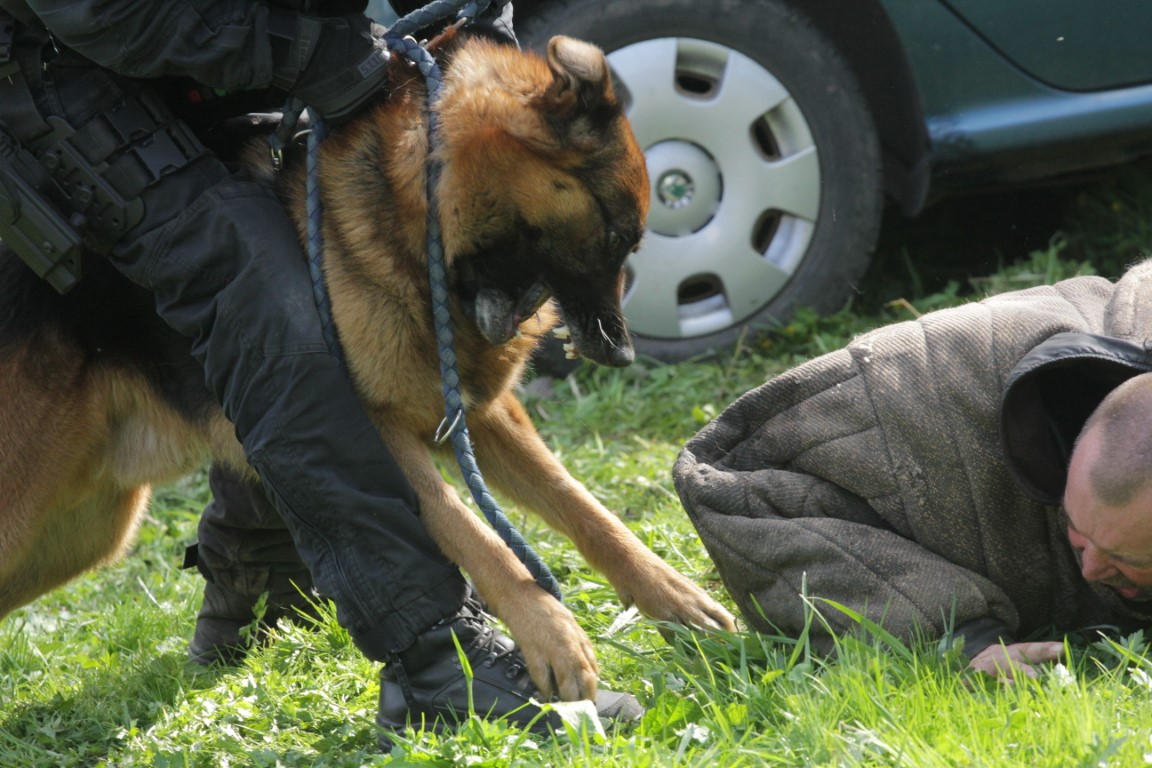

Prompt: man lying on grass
xmin=676 ymin=258 xmax=1152 ymax=680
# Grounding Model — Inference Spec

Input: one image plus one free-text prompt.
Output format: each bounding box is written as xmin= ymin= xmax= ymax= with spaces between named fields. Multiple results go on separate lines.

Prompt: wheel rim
xmin=607 ymin=37 xmax=820 ymax=341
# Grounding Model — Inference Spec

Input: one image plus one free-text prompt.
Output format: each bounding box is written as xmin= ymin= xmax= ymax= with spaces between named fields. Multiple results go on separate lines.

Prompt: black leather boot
xmin=188 ymin=579 xmax=318 ymax=666
xmin=186 ymin=465 xmax=320 ymax=666
xmin=188 ymin=580 xmax=260 ymax=666
xmin=376 ymin=592 xmax=643 ymax=749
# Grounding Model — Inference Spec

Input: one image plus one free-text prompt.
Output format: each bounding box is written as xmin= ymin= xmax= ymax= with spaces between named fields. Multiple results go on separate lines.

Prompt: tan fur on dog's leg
xmin=471 ymin=394 xmax=737 ymax=632
xmin=381 ymin=425 xmax=599 ymax=701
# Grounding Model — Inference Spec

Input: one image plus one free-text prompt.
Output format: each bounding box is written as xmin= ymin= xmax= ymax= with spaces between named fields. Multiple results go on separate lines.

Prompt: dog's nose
xmin=599 ymin=342 xmax=635 ymax=368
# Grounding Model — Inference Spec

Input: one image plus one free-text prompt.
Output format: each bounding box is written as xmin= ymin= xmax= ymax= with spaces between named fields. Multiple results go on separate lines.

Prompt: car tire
xmin=518 ymin=0 xmax=884 ymax=363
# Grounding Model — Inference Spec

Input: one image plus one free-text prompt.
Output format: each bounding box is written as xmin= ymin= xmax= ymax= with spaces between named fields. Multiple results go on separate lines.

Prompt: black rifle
xmin=0 ymin=121 xmax=83 ymax=293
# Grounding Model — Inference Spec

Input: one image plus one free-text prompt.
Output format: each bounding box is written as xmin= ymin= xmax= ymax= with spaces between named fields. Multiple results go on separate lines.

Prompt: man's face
xmin=1063 ymin=426 xmax=1152 ymax=602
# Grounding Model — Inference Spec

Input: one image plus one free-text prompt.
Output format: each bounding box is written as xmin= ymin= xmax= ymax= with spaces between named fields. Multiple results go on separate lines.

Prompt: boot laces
xmin=456 ymin=598 xmax=528 ymax=678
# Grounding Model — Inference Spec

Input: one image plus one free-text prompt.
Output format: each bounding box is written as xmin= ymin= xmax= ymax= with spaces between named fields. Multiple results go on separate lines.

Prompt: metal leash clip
xmin=433 ymin=408 xmax=464 ymax=446
xmin=268 ymin=98 xmax=306 ymax=173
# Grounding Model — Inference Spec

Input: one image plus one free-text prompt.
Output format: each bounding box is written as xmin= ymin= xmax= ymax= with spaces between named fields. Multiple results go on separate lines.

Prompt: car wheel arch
xmin=514 ymin=0 xmax=931 ymax=217
xmin=788 ymin=0 xmax=931 ymax=216
xmin=512 ymin=0 xmax=922 ymax=364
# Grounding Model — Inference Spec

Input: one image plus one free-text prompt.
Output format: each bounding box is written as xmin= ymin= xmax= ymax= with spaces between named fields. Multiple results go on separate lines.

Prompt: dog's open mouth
xmin=551 ymin=301 xmax=635 ymax=368
xmin=552 ymin=322 xmax=577 ymax=359
xmin=471 ymin=281 xmax=634 ymax=367
xmin=514 ymin=281 xmax=552 ymax=326
xmin=473 ymin=281 xmax=551 ymax=346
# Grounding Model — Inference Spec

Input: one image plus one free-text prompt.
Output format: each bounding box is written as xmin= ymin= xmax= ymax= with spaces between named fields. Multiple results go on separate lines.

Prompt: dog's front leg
xmin=380 ymin=426 xmax=599 ymax=701
xmin=470 ymin=394 xmax=737 ymax=633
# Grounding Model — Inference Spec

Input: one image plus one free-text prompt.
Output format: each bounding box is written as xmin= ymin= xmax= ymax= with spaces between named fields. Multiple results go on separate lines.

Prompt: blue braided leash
xmin=298 ymin=0 xmax=563 ymax=602
xmin=305 ymin=120 xmax=344 ymax=364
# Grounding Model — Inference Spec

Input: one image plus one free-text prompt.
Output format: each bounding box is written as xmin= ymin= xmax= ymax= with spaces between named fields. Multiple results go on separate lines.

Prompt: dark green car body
xmin=885 ymin=0 xmax=1152 ymax=204
xmin=374 ymin=0 xmax=1152 ymax=361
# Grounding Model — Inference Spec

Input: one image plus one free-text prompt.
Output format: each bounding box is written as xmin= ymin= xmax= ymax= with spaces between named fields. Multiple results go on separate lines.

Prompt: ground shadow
xmin=1 ymin=651 xmax=228 ymax=766
xmin=857 ymin=182 xmax=1083 ymax=311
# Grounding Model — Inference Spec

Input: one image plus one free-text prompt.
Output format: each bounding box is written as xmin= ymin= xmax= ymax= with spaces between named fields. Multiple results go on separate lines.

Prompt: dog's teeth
xmin=553 ymin=324 xmax=571 ymax=340
xmin=564 ymin=341 xmax=578 ymax=359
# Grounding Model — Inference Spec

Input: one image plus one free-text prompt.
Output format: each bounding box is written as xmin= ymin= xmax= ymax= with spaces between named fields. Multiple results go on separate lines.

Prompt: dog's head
xmin=437 ymin=34 xmax=649 ymax=368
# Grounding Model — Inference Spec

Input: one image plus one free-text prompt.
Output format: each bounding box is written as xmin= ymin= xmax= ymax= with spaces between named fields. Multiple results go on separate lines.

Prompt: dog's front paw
xmin=505 ymin=591 xmax=599 ymax=702
xmin=618 ymin=561 xmax=737 ymax=633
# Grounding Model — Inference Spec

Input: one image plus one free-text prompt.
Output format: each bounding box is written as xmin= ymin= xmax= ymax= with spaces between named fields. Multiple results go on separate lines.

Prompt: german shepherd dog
xmin=0 ymin=31 xmax=735 ymax=702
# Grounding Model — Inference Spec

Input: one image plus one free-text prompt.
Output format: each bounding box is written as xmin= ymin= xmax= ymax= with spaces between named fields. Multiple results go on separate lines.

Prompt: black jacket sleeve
xmin=24 ymin=0 xmax=275 ymax=91
xmin=950 ymin=617 xmax=1016 ymax=660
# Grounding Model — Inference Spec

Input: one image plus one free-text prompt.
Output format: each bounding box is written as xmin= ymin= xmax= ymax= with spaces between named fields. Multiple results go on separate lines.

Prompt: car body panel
xmin=374 ymin=0 xmax=1152 ymax=198
xmin=874 ymin=0 xmax=1152 ymax=192
xmin=942 ymin=0 xmax=1152 ymax=91
xmin=371 ymin=0 xmax=1152 ymax=360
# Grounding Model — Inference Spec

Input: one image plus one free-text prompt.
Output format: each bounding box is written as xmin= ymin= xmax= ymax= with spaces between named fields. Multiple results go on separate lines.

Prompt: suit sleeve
xmin=24 ymin=0 xmax=275 ymax=91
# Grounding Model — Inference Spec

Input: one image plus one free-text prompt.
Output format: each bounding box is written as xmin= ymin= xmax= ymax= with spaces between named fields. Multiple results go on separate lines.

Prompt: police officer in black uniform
xmin=0 ymin=0 xmax=636 ymax=748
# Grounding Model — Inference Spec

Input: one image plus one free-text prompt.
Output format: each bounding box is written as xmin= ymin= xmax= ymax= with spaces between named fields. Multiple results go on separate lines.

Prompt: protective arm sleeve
xmin=676 ymin=459 xmax=1023 ymax=654
xmin=23 ymin=0 xmax=275 ymax=91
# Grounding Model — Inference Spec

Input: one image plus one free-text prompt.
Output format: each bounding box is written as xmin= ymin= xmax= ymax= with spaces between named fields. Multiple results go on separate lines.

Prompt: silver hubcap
xmin=607 ymin=38 xmax=820 ymax=340
xmin=656 ymin=170 xmax=692 ymax=209
xmin=646 ymin=140 xmax=722 ymax=236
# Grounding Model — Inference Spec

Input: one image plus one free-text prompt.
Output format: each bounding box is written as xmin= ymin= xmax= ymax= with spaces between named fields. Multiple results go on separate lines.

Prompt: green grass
xmin=5 ymin=162 xmax=1152 ymax=765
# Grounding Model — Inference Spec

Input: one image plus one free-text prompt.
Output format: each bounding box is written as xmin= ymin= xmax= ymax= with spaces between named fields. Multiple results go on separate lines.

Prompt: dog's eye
xmin=607 ymin=227 xmax=641 ymax=258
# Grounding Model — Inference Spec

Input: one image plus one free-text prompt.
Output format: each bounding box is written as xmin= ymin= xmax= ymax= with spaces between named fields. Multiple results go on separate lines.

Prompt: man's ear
xmin=538 ymin=36 xmax=619 ymax=145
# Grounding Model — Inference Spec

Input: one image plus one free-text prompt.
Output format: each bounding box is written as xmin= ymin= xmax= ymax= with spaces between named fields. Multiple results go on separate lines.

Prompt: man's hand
xmin=269 ymin=12 xmax=390 ymax=123
xmin=967 ymin=641 xmax=1066 ymax=680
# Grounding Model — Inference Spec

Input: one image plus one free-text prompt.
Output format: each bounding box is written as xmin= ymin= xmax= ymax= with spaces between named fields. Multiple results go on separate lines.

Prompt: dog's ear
xmin=540 ymin=36 xmax=619 ymax=146
xmin=545 ymin=36 xmax=613 ymax=106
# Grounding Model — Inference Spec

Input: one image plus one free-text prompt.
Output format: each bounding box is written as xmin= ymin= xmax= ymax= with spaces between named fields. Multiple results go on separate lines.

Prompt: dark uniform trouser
xmin=190 ymin=463 xmax=316 ymax=660
xmin=19 ymin=47 xmax=468 ymax=661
